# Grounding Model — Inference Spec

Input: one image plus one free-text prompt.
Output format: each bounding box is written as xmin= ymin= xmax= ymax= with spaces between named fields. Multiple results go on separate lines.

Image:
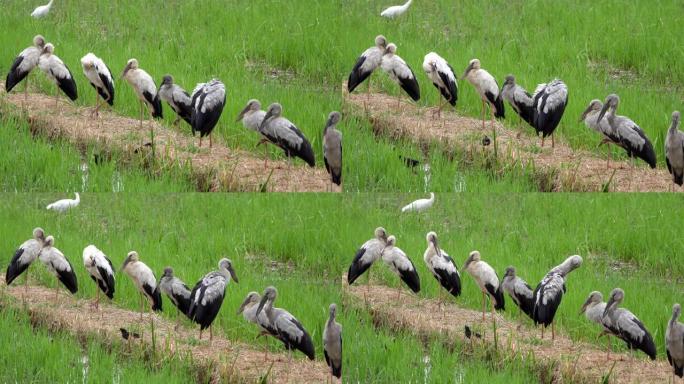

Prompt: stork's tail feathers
xmin=151 ymin=286 xmax=163 ymax=311
xmin=675 ymin=173 xmax=684 ymax=186
xmin=493 ymin=95 xmax=505 ymax=119
xmin=151 ymin=95 xmax=163 ymax=119
xmin=331 ymin=170 xmax=342 ymax=186
xmin=493 ymin=286 xmax=505 ymax=310
xmin=675 ymin=363 xmax=684 ymax=378
xmin=58 ymin=270 xmax=79 ymax=294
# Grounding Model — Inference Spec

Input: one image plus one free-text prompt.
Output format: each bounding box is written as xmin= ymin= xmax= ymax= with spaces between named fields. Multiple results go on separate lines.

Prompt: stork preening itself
xmin=31 ymin=0 xmax=54 ymax=18
xmin=121 ymin=58 xmax=163 ymax=142
xmin=82 ymin=245 xmax=115 ymax=308
xmin=580 ymin=99 xmax=621 ymax=168
xmin=501 ymin=75 xmax=535 ymax=128
xmin=46 ymin=192 xmax=80 ymax=213
xmin=380 ymin=0 xmax=412 ymax=18
xmin=121 ymin=251 xmax=162 ymax=319
xmin=665 ymin=111 xmax=684 ymax=189
xmin=323 ymin=303 xmax=343 ymax=380
xmin=462 ymin=59 xmax=504 ymax=140
xmin=463 ymin=251 xmax=505 ymax=321
xmin=190 ymin=79 xmax=226 ymax=148
xmin=188 ymin=258 xmax=238 ymax=341
xmin=532 ymin=255 xmax=583 ymax=340
xmin=423 ymin=232 xmax=461 ymax=308
xmin=158 ymin=75 xmax=193 ymax=127
xmin=5 ymin=35 xmax=46 ymax=104
xmin=259 ymin=103 xmax=316 ymax=167
xmin=6 ymin=228 xmax=46 ymax=298
xmin=531 ymin=79 xmax=568 ymax=148
xmin=423 ymin=52 xmax=457 ymax=117
xmin=323 ymin=111 xmax=343 ymax=190
xmin=380 ymin=43 xmax=420 ymax=104
xmin=401 ymin=192 xmax=434 ymax=213
xmin=381 ymin=235 xmax=421 ymax=297
xmin=39 ymin=235 xmax=78 ymax=297
xmin=347 ymin=227 xmax=388 ymax=293
xmin=347 ymin=35 xmax=388 ymax=96
xmin=597 ymin=94 xmax=657 ymax=169
xmin=38 ymin=43 xmax=78 ymax=105
xmin=159 ymin=267 xmax=193 ymax=327
xmin=501 ymin=266 xmax=534 ymax=320
xmin=579 ymin=291 xmax=618 ymax=358
xmin=666 ymin=304 xmax=684 ymax=380
xmin=81 ymin=53 xmax=114 ymax=117
xmin=255 ymin=286 xmax=316 ymax=360
xmin=602 ymin=288 xmax=656 ymax=360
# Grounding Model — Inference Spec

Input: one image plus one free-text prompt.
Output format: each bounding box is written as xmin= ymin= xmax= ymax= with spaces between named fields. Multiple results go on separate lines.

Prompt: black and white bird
xmin=532 ymin=255 xmax=583 ymax=340
xmin=579 ymin=291 xmax=618 ymax=357
xmin=381 ymin=235 xmax=421 ymax=296
xmin=580 ymin=99 xmax=621 ymax=168
xmin=423 ymin=52 xmax=457 ymax=116
xmin=665 ymin=111 xmax=684 ymax=188
xmin=462 ymin=59 xmax=504 ymax=133
xmin=347 ymin=227 xmax=388 ymax=286
xmin=531 ymin=79 xmax=568 ymax=147
xmin=602 ymin=288 xmax=656 ymax=360
xmin=46 ymin=192 xmax=80 ymax=213
xmin=188 ymin=258 xmax=238 ymax=340
xmin=597 ymin=94 xmax=657 ymax=169
xmin=190 ymin=79 xmax=226 ymax=148
xmin=259 ymin=103 xmax=316 ymax=167
xmin=121 ymin=58 xmax=163 ymax=133
xmin=255 ymin=286 xmax=315 ymax=360
xmin=82 ymin=245 xmax=115 ymax=308
xmin=6 ymin=227 xmax=46 ymax=288
xmin=323 ymin=303 xmax=343 ymax=380
xmin=121 ymin=251 xmax=162 ymax=318
xmin=323 ymin=111 xmax=343 ymax=189
xmin=666 ymin=303 xmax=684 ymax=380
xmin=81 ymin=53 xmax=114 ymax=117
xmin=423 ymin=231 xmax=461 ymax=303
xmin=501 ymin=75 xmax=535 ymax=127
xmin=5 ymin=35 xmax=46 ymax=101
xmin=158 ymin=75 xmax=193 ymax=127
xmin=39 ymin=235 xmax=78 ymax=296
xmin=347 ymin=35 xmax=388 ymax=94
xmin=380 ymin=43 xmax=420 ymax=103
xmin=158 ymin=267 xmax=192 ymax=324
xmin=501 ymin=266 xmax=534 ymax=319
xmin=463 ymin=251 xmax=505 ymax=320
xmin=38 ymin=43 xmax=78 ymax=103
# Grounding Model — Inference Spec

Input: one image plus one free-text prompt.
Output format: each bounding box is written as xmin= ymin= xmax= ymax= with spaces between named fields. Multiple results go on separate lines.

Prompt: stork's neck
xmin=47 ymin=0 xmax=54 ymax=7
xmin=403 ymin=0 xmax=412 ymax=7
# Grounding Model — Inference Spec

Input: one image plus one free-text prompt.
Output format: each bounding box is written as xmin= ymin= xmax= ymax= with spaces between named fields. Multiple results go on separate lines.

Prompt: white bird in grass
xmin=258 ymin=103 xmax=316 ymax=167
xmin=82 ymin=245 xmax=115 ymax=308
xmin=463 ymin=251 xmax=505 ymax=321
xmin=666 ymin=303 xmax=684 ymax=381
xmin=602 ymin=288 xmax=656 ymax=360
xmin=46 ymin=192 xmax=80 ymax=213
xmin=237 ymin=291 xmax=275 ymax=337
xmin=31 ymin=0 xmax=54 ymax=18
xmin=39 ymin=235 xmax=78 ymax=297
xmin=423 ymin=52 xmax=458 ymax=117
xmin=81 ymin=53 xmax=115 ymax=117
xmin=462 ymin=59 xmax=505 ymax=141
xmin=401 ymin=192 xmax=434 ymax=213
xmin=121 ymin=251 xmax=162 ymax=319
xmin=38 ymin=43 xmax=78 ymax=104
xmin=121 ymin=58 xmax=163 ymax=140
xmin=347 ymin=227 xmax=388 ymax=290
xmin=665 ymin=111 xmax=684 ymax=189
xmin=323 ymin=303 xmax=343 ymax=381
xmin=579 ymin=291 xmax=618 ymax=358
xmin=236 ymin=99 xmax=266 ymax=133
xmin=5 ymin=35 xmax=46 ymax=104
xmin=579 ymin=99 xmax=620 ymax=169
xmin=380 ymin=0 xmax=412 ymax=18
xmin=6 ymin=228 xmax=46 ymax=296
xmin=423 ymin=232 xmax=461 ymax=307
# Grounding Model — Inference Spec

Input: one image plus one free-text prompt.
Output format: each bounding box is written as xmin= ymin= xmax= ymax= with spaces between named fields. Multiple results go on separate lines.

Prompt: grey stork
xmin=532 ymin=255 xmax=583 ymax=340
xmin=347 ymin=35 xmax=388 ymax=95
xmin=531 ymin=79 xmax=568 ymax=147
xmin=6 ymin=228 xmax=46 ymax=297
xmin=380 ymin=43 xmax=420 ymax=104
xmin=347 ymin=227 xmax=388 ymax=295
xmin=323 ymin=111 xmax=343 ymax=189
xmin=190 ymin=79 xmax=226 ymax=148
xmin=381 ymin=235 xmax=421 ymax=297
xmin=236 ymin=99 xmax=266 ymax=133
xmin=237 ymin=291 xmax=276 ymax=355
xmin=579 ymin=291 xmax=618 ymax=358
xmin=602 ymin=288 xmax=656 ymax=360
xmin=158 ymin=75 xmax=193 ymax=127
xmin=38 ymin=43 xmax=78 ymax=105
xmin=665 ymin=111 xmax=684 ymax=189
xmin=39 ymin=235 xmax=78 ymax=297
xmin=81 ymin=53 xmax=114 ymax=117
xmin=423 ymin=231 xmax=461 ymax=307
xmin=323 ymin=303 xmax=342 ymax=380
xmin=501 ymin=75 xmax=535 ymax=128
xmin=463 ymin=251 xmax=505 ymax=321
xmin=158 ymin=267 xmax=193 ymax=327
xmin=121 ymin=58 xmax=163 ymax=142
xmin=423 ymin=52 xmax=457 ymax=117
xmin=667 ymin=303 xmax=684 ymax=380
xmin=501 ymin=266 xmax=534 ymax=320
xmin=580 ymin=99 xmax=621 ymax=168
xmin=82 ymin=244 xmax=115 ymax=308
xmin=462 ymin=59 xmax=504 ymax=139
xmin=188 ymin=258 xmax=238 ymax=341
xmin=5 ymin=35 xmax=46 ymax=104
xmin=597 ymin=94 xmax=657 ymax=169
xmin=121 ymin=251 xmax=162 ymax=319
xmin=259 ymin=103 xmax=316 ymax=167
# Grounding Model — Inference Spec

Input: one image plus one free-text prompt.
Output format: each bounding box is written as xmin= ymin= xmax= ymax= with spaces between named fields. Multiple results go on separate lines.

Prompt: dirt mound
xmin=1 ymin=85 xmax=332 ymax=192
xmin=344 ymin=84 xmax=677 ymax=192
xmin=343 ymin=275 xmax=670 ymax=383
xmin=2 ymin=280 xmax=329 ymax=383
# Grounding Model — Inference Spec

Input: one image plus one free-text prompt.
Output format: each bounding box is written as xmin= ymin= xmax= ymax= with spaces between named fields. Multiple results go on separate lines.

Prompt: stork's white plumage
xmin=81 ymin=53 xmax=114 ymax=117
xmin=190 ymin=79 xmax=226 ymax=148
xmin=323 ymin=111 xmax=343 ymax=189
xmin=122 ymin=58 xmax=163 ymax=138
xmin=579 ymin=291 xmax=618 ymax=357
xmin=31 ymin=0 xmax=54 ymax=18
xmin=347 ymin=35 xmax=388 ymax=94
xmin=46 ymin=192 xmax=80 ymax=213
xmin=423 ymin=52 xmax=457 ymax=115
xmin=83 ymin=244 xmax=115 ymax=307
xmin=462 ymin=59 xmax=504 ymax=141
xmin=401 ymin=192 xmax=434 ymax=212
xmin=38 ymin=43 xmax=78 ymax=102
xmin=380 ymin=0 xmax=412 ymax=18
xmin=532 ymin=255 xmax=582 ymax=340
xmin=121 ymin=251 xmax=162 ymax=318
xmin=238 ymin=291 xmax=273 ymax=334
xmin=39 ymin=235 xmax=78 ymax=295
xmin=665 ymin=111 xmax=684 ymax=188
xmin=6 ymin=228 xmax=46 ymax=287
xmin=423 ymin=232 xmax=461 ymax=300
xmin=5 ymin=35 xmax=46 ymax=102
xmin=463 ymin=251 xmax=505 ymax=321
xmin=347 ymin=227 xmax=388 ymax=286
xmin=158 ymin=75 xmax=193 ymax=127
xmin=380 ymin=43 xmax=420 ymax=102
xmin=381 ymin=235 xmax=421 ymax=295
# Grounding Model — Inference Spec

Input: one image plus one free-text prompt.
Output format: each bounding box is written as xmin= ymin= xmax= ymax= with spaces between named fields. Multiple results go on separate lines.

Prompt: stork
xmin=39 ymin=235 xmax=78 ymax=297
xmin=401 ymin=192 xmax=434 ymax=213
xmin=255 ymin=286 xmax=315 ymax=360
xmin=380 ymin=43 xmax=420 ymax=104
xmin=531 ymin=79 xmax=568 ymax=148
xmin=38 ymin=43 xmax=78 ymax=105
xmin=5 ymin=35 xmax=46 ymax=105
xmin=31 ymin=0 xmax=54 ymax=18
xmin=6 ymin=228 xmax=46 ymax=298
xmin=580 ymin=99 xmax=621 ymax=168
xmin=323 ymin=303 xmax=343 ymax=381
xmin=532 ymin=255 xmax=582 ymax=340
xmin=237 ymin=291 xmax=277 ymax=355
xmin=501 ymin=75 xmax=535 ymax=128
xmin=501 ymin=266 xmax=534 ymax=320
xmin=158 ymin=267 xmax=192 ymax=329
xmin=190 ymin=79 xmax=226 ymax=148
xmin=82 ymin=244 xmax=115 ymax=308
xmin=423 ymin=231 xmax=461 ymax=308
xmin=121 ymin=251 xmax=162 ymax=319
xmin=80 ymin=53 xmax=114 ymax=117
xmin=158 ymin=75 xmax=192 ymax=127
xmin=381 ymin=235 xmax=421 ymax=297
xmin=579 ymin=291 xmax=618 ymax=358
xmin=323 ymin=111 xmax=343 ymax=190
xmin=347 ymin=35 xmax=388 ymax=95
xmin=347 ymin=227 xmax=388 ymax=294
xmin=236 ymin=99 xmax=266 ymax=133
xmin=597 ymin=94 xmax=657 ymax=169
xmin=666 ymin=303 xmax=684 ymax=381
xmin=121 ymin=58 xmax=163 ymax=143
xmin=259 ymin=103 xmax=316 ymax=167
xmin=46 ymin=192 xmax=80 ymax=213
xmin=602 ymin=288 xmax=656 ymax=360
xmin=463 ymin=251 xmax=505 ymax=321
xmin=423 ymin=52 xmax=457 ymax=117
xmin=380 ymin=0 xmax=412 ymax=18
xmin=188 ymin=258 xmax=238 ymax=341
xmin=665 ymin=111 xmax=684 ymax=190
xmin=462 ymin=59 xmax=504 ymax=144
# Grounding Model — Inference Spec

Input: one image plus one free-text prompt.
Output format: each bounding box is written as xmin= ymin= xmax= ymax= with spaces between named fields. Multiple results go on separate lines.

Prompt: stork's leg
xmin=209 ymin=325 xmax=213 ymax=342
xmin=481 ymin=292 xmax=486 ymax=321
xmin=541 ymin=325 xmax=544 ymax=339
xmin=54 ymin=284 xmax=58 ymax=301
xmin=199 ymin=327 xmax=202 ymax=340
xmin=23 ymin=270 xmax=29 ymax=304
xmin=551 ymin=133 xmax=555 ymax=148
xmin=175 ymin=309 xmax=180 ymax=331
xmin=173 ymin=116 xmax=180 ymax=127
xmin=139 ymin=101 xmax=144 ymax=130
xmin=95 ymin=288 xmax=100 ymax=309
xmin=23 ymin=76 xmax=29 ymax=110
xmin=481 ymin=100 xmax=486 ymax=130
xmin=551 ymin=322 xmax=555 ymax=340
xmin=541 ymin=136 xmax=545 ymax=147
xmin=139 ymin=293 xmax=144 ymax=320
xmin=55 ymin=84 xmax=59 ymax=107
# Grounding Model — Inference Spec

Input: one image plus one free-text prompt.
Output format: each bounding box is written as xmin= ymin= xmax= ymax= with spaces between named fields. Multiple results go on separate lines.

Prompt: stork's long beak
xmin=430 ymin=236 xmax=441 ymax=256
xmin=120 ymin=63 xmax=131 ymax=80
xmin=236 ymin=296 xmax=251 ymax=315
xmin=255 ymin=294 xmax=269 ymax=317
xmin=120 ymin=257 xmax=130 ymax=272
xmin=461 ymin=63 xmax=474 ymax=80
xmin=236 ymin=104 xmax=251 ymax=122
xmin=579 ymin=298 xmax=591 ymax=315
xmin=597 ymin=101 xmax=610 ymax=123
xmin=602 ymin=297 xmax=615 ymax=318
xmin=228 ymin=264 xmax=239 ymax=284
xmin=579 ymin=104 xmax=594 ymax=123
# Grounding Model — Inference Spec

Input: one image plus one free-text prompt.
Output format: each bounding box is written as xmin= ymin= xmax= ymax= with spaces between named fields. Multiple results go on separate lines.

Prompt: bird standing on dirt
xmin=462 ymin=59 xmax=504 ymax=143
xmin=190 ymin=79 xmax=226 ymax=148
xmin=401 ymin=192 xmax=434 ymax=213
xmin=158 ymin=267 xmax=193 ymax=327
xmin=121 ymin=58 xmax=163 ymax=143
xmin=423 ymin=231 xmax=461 ymax=306
xmin=82 ymin=244 xmax=115 ymax=308
xmin=6 ymin=228 xmax=46 ymax=294
xmin=38 ymin=43 xmax=78 ymax=104
xmin=121 ymin=251 xmax=162 ymax=319
xmin=380 ymin=43 xmax=421 ymax=104
xmin=158 ymin=75 xmax=193 ymax=127
xmin=665 ymin=111 xmax=684 ymax=189
xmin=347 ymin=227 xmax=388 ymax=292
xmin=39 ymin=235 xmax=78 ymax=297
xmin=579 ymin=291 xmax=618 ymax=358
xmin=532 ymin=255 xmax=582 ymax=340
xmin=463 ymin=251 xmax=505 ymax=320
xmin=347 ymin=35 xmax=388 ymax=95
xmin=188 ymin=258 xmax=238 ymax=341
xmin=237 ymin=291 xmax=277 ymax=353
xmin=381 ymin=235 xmax=421 ymax=297
xmin=667 ymin=303 xmax=684 ymax=381
xmin=323 ymin=111 xmax=343 ymax=190
xmin=423 ymin=52 xmax=458 ymax=117
xmin=258 ymin=102 xmax=316 ymax=167
xmin=530 ymin=79 xmax=568 ymax=148
xmin=601 ymin=288 xmax=656 ymax=360
xmin=580 ymin=99 xmax=620 ymax=169
xmin=323 ymin=303 xmax=343 ymax=380
xmin=81 ymin=53 xmax=115 ymax=117
xmin=501 ymin=266 xmax=534 ymax=320
xmin=46 ymin=192 xmax=80 ymax=213
xmin=5 ymin=35 xmax=46 ymax=104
